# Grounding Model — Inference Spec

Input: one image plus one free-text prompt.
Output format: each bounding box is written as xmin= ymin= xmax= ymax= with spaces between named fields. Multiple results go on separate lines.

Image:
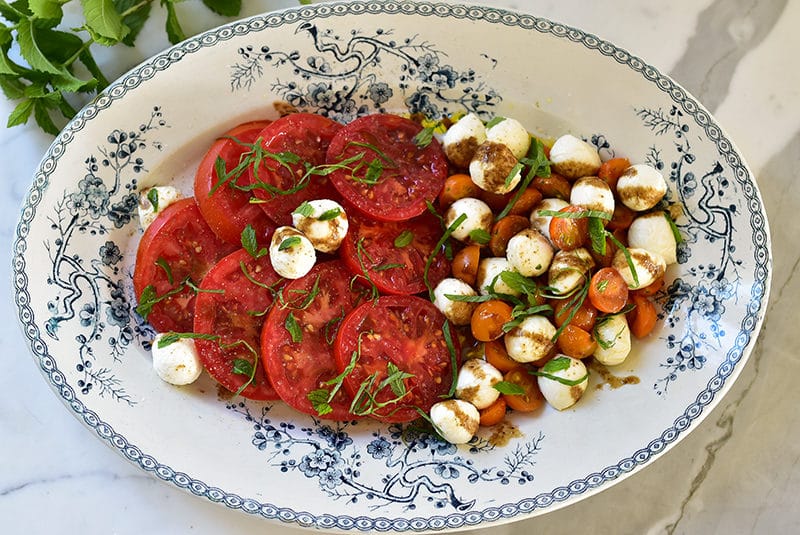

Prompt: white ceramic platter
xmin=13 ymin=1 xmax=771 ymax=532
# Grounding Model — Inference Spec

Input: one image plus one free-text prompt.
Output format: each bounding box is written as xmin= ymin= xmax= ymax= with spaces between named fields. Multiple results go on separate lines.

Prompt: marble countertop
xmin=2 ymin=1 xmax=797 ymax=533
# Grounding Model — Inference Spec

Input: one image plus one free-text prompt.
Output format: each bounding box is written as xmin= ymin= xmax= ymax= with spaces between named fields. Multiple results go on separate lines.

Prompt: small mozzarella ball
xmin=537 ymin=356 xmax=589 ymax=410
xmin=469 ymin=141 xmax=522 ymax=194
xmin=548 ymin=248 xmax=595 ymax=295
xmin=570 ymin=176 xmax=615 ymax=216
xmin=138 ymin=186 xmax=182 ymax=230
xmin=442 ymin=113 xmax=487 ymax=169
xmin=593 ymin=314 xmax=632 ymax=366
xmin=612 ymin=247 xmax=666 ymax=289
xmin=504 ymin=315 xmax=556 ymax=363
xmin=617 ymin=164 xmax=668 ymax=211
xmin=627 ymin=212 xmax=678 ymax=265
xmin=486 ymin=117 xmax=531 ymax=160
xmin=530 ymin=198 xmax=569 ymax=244
xmin=430 ymin=399 xmax=480 ymax=444
xmin=455 ymin=359 xmax=503 ymax=409
xmin=269 ymin=226 xmax=316 ymax=279
xmin=476 ymin=257 xmax=521 ymax=296
xmin=506 ymin=229 xmax=554 ymax=277
xmin=549 ymin=134 xmax=601 ymax=179
xmin=433 ymin=278 xmax=478 ymax=326
xmin=151 ymin=334 xmax=203 ymax=386
xmin=291 ymin=199 xmax=348 ymax=253
xmin=445 ymin=197 xmax=493 ymax=244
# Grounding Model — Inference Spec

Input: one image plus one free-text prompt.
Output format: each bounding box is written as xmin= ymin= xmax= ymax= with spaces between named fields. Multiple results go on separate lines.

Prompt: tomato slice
xmin=502 ymin=366 xmax=545 ymax=412
xmin=194 ymin=120 xmax=276 ymax=245
xmin=326 ymin=114 xmax=449 ymax=221
xmin=339 ymin=211 xmax=450 ymax=295
xmin=133 ymin=198 xmax=237 ymax=333
xmin=192 ymin=249 xmax=282 ymax=400
xmin=247 ymin=113 xmax=343 ymax=226
xmin=260 ymin=260 xmax=367 ymax=419
xmin=334 ymin=295 xmax=459 ymax=423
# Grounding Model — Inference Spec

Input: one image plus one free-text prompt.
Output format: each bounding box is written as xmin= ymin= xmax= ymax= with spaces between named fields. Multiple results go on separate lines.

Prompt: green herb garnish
xmin=394 ymin=230 xmax=414 ymax=248
xmin=469 ymin=228 xmax=491 ymax=245
xmin=278 ymin=236 xmax=302 ymax=251
xmin=493 ymin=381 xmax=526 ymax=395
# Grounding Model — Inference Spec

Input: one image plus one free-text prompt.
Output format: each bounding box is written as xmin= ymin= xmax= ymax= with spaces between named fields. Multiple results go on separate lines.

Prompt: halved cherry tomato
xmin=549 ymin=205 xmax=589 ymax=251
xmin=589 ymin=235 xmax=618 ymax=268
xmin=479 ymin=396 xmax=507 ymax=426
xmin=552 ymin=298 xmax=598 ymax=331
xmin=634 ymin=274 xmax=665 ymax=297
xmin=606 ymin=203 xmax=636 ymax=231
xmin=556 ymin=324 xmax=597 ymax=359
xmin=588 ymin=267 xmax=629 ymax=314
xmin=502 ymin=366 xmax=544 ymax=412
xmin=484 ymin=340 xmax=520 ymax=373
xmin=439 ymin=173 xmax=481 ymax=207
xmin=597 ymin=157 xmax=631 ymax=190
xmin=471 ymin=300 xmax=513 ymax=342
xmin=532 ymin=173 xmax=571 ymax=200
xmin=451 ymin=244 xmax=481 ymax=286
xmin=488 ymin=215 xmax=530 ymax=257
xmin=506 ymin=187 xmax=543 ymax=217
xmin=479 ymin=189 xmax=514 ymax=212
xmin=628 ymin=293 xmax=658 ymax=338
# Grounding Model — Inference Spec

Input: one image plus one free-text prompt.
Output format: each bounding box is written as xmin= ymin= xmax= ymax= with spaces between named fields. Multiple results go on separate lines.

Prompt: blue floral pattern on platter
xmin=13 ymin=2 xmax=770 ymax=532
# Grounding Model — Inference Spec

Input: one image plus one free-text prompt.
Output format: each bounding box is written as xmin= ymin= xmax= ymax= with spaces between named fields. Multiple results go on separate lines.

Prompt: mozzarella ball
xmin=486 ymin=117 xmax=531 ymax=160
xmin=593 ymin=314 xmax=632 ymax=366
xmin=612 ymin=247 xmax=666 ymax=289
xmin=504 ymin=315 xmax=556 ymax=363
xmin=548 ymin=248 xmax=595 ymax=295
xmin=291 ymin=199 xmax=348 ymax=253
xmin=570 ymin=176 xmax=615 ymax=216
xmin=433 ymin=278 xmax=478 ymax=326
xmin=506 ymin=228 xmax=554 ymax=277
xmin=617 ymin=164 xmax=668 ymax=211
xmin=549 ymin=134 xmax=601 ymax=179
xmin=530 ymin=198 xmax=569 ymax=244
xmin=455 ymin=358 xmax=504 ymax=409
xmin=430 ymin=399 xmax=480 ymax=444
xmin=476 ymin=257 xmax=521 ymax=296
xmin=627 ymin=212 xmax=678 ymax=265
xmin=445 ymin=197 xmax=494 ymax=243
xmin=138 ymin=186 xmax=182 ymax=230
xmin=469 ymin=141 xmax=522 ymax=194
xmin=537 ymin=356 xmax=589 ymax=410
xmin=151 ymin=334 xmax=203 ymax=386
xmin=269 ymin=226 xmax=316 ymax=279
xmin=442 ymin=113 xmax=487 ymax=168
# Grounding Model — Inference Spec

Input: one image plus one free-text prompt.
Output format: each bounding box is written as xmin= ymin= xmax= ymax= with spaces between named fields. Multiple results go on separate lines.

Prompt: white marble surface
xmin=2 ymin=0 xmax=798 ymax=533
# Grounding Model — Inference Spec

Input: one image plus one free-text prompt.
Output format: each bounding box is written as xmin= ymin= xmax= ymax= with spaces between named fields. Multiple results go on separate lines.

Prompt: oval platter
xmin=13 ymin=1 xmax=771 ymax=532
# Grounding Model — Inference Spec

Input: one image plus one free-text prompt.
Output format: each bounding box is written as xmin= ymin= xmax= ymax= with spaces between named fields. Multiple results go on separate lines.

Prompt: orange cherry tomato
xmin=532 ymin=173 xmax=571 ymax=200
xmin=549 ymin=205 xmax=589 ymax=251
xmin=634 ymin=274 xmax=665 ymax=297
xmin=439 ymin=173 xmax=482 ymax=208
xmin=597 ymin=157 xmax=631 ymax=190
xmin=588 ymin=267 xmax=629 ymax=313
xmin=470 ymin=299 xmax=513 ymax=342
xmin=479 ymin=189 xmax=514 ymax=212
xmin=552 ymin=298 xmax=598 ymax=331
xmin=488 ymin=215 xmax=530 ymax=257
xmin=606 ymin=203 xmax=636 ymax=231
xmin=556 ymin=324 xmax=597 ymax=359
xmin=451 ymin=244 xmax=481 ymax=286
xmin=479 ymin=396 xmax=508 ymax=426
xmin=629 ymin=293 xmax=658 ymax=338
xmin=502 ymin=366 xmax=545 ymax=412
xmin=484 ymin=340 xmax=520 ymax=373
xmin=507 ymin=187 xmax=543 ymax=216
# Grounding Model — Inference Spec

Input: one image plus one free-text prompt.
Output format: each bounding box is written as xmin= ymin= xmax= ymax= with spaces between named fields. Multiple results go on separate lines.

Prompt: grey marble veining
xmin=2 ymin=1 xmax=798 ymax=534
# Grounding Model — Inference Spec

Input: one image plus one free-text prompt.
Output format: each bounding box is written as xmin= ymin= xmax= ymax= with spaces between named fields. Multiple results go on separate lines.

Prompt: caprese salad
xmin=133 ymin=109 xmax=677 ymax=445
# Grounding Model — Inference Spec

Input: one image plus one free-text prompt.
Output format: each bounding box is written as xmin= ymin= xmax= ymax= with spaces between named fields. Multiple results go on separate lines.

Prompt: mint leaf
xmin=232 ymin=358 xmax=253 ymax=376
xmin=240 ymin=224 xmax=267 ymax=259
xmin=394 ymin=229 xmax=413 ymax=248
xmin=36 ymin=28 xmax=83 ymax=65
xmin=485 ymin=116 xmax=505 ymax=129
xmin=7 ymin=98 xmax=34 ymax=127
xmin=162 ymin=0 xmax=186 ymax=44
xmin=292 ymin=201 xmax=314 ymax=217
xmin=279 ymin=236 xmax=301 ymax=251
xmin=29 ymin=0 xmax=63 ymax=21
xmin=202 ymin=0 xmax=241 ymax=17
xmin=114 ymin=0 xmax=151 ymax=46
xmin=493 ymin=380 xmax=525 ymax=395
xmin=318 ymin=207 xmax=341 ymax=221
xmin=16 ymin=18 xmax=62 ymax=74
xmin=80 ymin=0 xmax=128 ymax=45
xmin=468 ymin=228 xmax=491 ymax=245
xmin=32 ymin=99 xmax=59 ymax=135
xmin=542 ymin=356 xmax=571 ymax=373
xmin=307 ymin=388 xmax=333 ymax=416
xmin=285 ymin=312 xmax=303 ymax=343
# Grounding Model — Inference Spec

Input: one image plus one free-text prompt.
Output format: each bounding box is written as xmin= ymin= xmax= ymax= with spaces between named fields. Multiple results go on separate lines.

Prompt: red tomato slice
xmin=339 ymin=211 xmax=450 ymax=295
xmin=260 ymin=260 xmax=368 ymax=419
xmin=194 ymin=120 xmax=276 ymax=245
xmin=133 ymin=198 xmax=237 ymax=333
xmin=248 ymin=113 xmax=343 ymax=226
xmin=326 ymin=114 xmax=449 ymax=222
xmin=334 ymin=295 xmax=459 ymax=423
xmin=193 ymin=249 xmax=283 ymax=400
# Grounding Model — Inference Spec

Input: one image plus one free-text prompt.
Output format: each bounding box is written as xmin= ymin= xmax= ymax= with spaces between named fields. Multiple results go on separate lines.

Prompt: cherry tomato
xmin=471 ymin=300 xmax=513 ymax=342
xmin=194 ymin=249 xmax=282 ymax=400
xmin=606 ymin=203 xmax=636 ymax=231
xmin=634 ymin=275 xmax=665 ymax=297
xmin=479 ymin=189 xmax=514 ymax=212
xmin=628 ymin=293 xmax=658 ymax=338
xmin=334 ymin=295 xmax=458 ymax=423
xmin=502 ymin=366 xmax=544 ymax=412
xmin=479 ymin=396 xmax=507 ymax=426
xmin=439 ymin=173 xmax=481 ymax=207
xmin=588 ymin=267 xmax=629 ymax=314
xmin=597 ymin=157 xmax=631 ymax=190
xmin=552 ymin=298 xmax=598 ymax=331
xmin=506 ymin=187 xmax=543 ymax=216
xmin=484 ymin=339 xmax=520 ymax=373
xmin=556 ymin=324 xmax=597 ymax=359
xmin=532 ymin=173 xmax=571 ymax=200
xmin=549 ymin=205 xmax=589 ymax=251
xmin=488 ymin=215 xmax=530 ymax=257
xmin=451 ymin=244 xmax=481 ymax=286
